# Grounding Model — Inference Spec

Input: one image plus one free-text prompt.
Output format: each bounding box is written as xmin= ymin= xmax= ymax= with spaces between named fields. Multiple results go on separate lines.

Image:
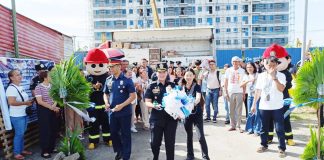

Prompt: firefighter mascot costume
xmin=264 ymin=44 xmax=295 ymax=146
xmin=84 ymin=48 xmax=112 ymax=149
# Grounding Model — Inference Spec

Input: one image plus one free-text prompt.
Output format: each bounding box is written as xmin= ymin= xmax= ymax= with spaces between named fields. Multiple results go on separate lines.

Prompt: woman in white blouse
xmin=6 ymin=69 xmax=33 ymax=160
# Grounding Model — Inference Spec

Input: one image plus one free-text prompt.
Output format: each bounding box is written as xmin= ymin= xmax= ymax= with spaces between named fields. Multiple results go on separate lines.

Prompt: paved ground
xmin=25 ymin=99 xmax=316 ymax=160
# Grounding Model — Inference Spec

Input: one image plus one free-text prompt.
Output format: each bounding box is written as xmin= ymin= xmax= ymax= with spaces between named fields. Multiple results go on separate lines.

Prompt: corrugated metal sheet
xmin=63 ymin=35 xmax=74 ymax=60
xmin=0 ymin=4 xmax=72 ymax=63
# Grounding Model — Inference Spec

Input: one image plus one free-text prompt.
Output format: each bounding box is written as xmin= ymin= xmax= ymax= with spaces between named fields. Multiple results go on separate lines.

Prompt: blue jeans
xmin=10 ymin=116 xmax=27 ymax=155
xmin=245 ymin=96 xmax=262 ymax=133
xmin=205 ymin=88 xmax=219 ymax=120
xmin=254 ymin=100 xmax=262 ymax=134
xmin=223 ymin=96 xmax=230 ymax=121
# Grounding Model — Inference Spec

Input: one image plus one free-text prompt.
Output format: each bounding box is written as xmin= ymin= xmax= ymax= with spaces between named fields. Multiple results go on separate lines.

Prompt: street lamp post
xmin=11 ymin=0 xmax=19 ymax=58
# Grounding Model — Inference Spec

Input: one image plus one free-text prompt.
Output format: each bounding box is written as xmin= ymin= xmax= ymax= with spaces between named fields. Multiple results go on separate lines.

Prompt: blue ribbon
xmin=284 ymin=98 xmax=324 ymax=118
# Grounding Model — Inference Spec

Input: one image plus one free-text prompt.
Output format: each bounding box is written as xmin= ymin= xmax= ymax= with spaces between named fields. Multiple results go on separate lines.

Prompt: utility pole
xmin=11 ymin=0 xmax=19 ymax=58
xmin=301 ymin=0 xmax=308 ymax=66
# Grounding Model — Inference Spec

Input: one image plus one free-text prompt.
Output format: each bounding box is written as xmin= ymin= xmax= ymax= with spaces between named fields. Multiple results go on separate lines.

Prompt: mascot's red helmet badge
xmin=84 ymin=48 xmax=109 ymax=76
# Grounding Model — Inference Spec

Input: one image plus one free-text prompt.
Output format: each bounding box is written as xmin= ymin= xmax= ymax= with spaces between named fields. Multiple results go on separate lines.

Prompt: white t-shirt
xmin=6 ymin=84 xmax=29 ymax=117
xmin=242 ymin=73 xmax=258 ymax=97
xmin=204 ymin=70 xmax=220 ymax=89
xmin=255 ymin=71 xmax=286 ymax=110
xmin=225 ymin=67 xmax=245 ymax=94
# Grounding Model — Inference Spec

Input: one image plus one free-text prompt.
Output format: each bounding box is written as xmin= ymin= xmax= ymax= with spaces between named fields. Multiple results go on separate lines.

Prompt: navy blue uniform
xmin=144 ymin=81 xmax=177 ymax=160
xmin=86 ymin=73 xmax=110 ymax=144
xmin=103 ymin=73 xmax=135 ymax=160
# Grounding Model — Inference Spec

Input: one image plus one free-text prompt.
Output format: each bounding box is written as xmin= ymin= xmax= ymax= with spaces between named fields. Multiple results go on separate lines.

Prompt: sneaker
xmin=279 ymin=149 xmax=286 ymax=158
xmin=268 ymin=140 xmax=273 ymax=144
xmin=256 ymin=146 xmax=268 ymax=153
xmin=212 ymin=119 xmax=217 ymax=123
xmin=287 ymin=139 xmax=296 ymax=146
xmin=224 ymin=120 xmax=230 ymax=124
xmin=204 ymin=118 xmax=211 ymax=122
xmin=239 ymin=128 xmax=244 ymax=133
xmin=228 ymin=127 xmax=236 ymax=131
xmin=115 ymin=152 xmax=123 ymax=160
xmin=88 ymin=143 xmax=95 ymax=150
xmin=131 ymin=127 xmax=138 ymax=133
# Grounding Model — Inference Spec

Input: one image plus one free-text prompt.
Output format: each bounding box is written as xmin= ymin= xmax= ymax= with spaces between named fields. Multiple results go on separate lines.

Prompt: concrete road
xmin=27 ymin=99 xmax=313 ymax=160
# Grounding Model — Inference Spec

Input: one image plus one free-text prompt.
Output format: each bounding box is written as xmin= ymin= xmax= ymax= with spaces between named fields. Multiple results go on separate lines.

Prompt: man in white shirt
xmin=224 ymin=56 xmax=246 ymax=132
xmin=203 ymin=60 xmax=221 ymax=123
xmin=251 ymin=55 xmax=287 ymax=158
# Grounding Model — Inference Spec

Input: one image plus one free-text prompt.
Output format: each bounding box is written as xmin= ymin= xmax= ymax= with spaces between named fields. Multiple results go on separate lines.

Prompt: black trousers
xmin=88 ymin=108 xmax=110 ymax=143
xmin=150 ymin=118 xmax=178 ymax=160
xmin=38 ymin=106 xmax=57 ymax=154
xmin=268 ymin=105 xmax=293 ymax=140
xmin=184 ymin=111 xmax=209 ymax=160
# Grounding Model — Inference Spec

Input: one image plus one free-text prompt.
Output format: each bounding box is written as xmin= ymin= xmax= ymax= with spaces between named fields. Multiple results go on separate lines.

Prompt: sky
xmin=1 ymin=0 xmax=324 ymax=49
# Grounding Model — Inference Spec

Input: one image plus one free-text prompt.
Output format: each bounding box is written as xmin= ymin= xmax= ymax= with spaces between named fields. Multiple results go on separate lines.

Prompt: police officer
xmin=145 ymin=62 xmax=177 ymax=160
xmin=30 ymin=63 xmax=46 ymax=96
xmin=103 ymin=59 xmax=136 ymax=160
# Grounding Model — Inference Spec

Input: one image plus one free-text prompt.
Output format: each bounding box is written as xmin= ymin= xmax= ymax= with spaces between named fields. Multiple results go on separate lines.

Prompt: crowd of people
xmin=5 ymin=44 xmax=298 ymax=160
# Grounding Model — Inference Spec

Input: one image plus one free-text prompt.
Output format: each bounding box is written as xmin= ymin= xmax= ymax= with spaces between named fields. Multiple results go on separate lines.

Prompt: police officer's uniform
xmin=103 ymin=73 xmax=135 ymax=160
xmin=144 ymin=63 xmax=177 ymax=160
xmin=86 ymin=73 xmax=111 ymax=146
xmin=30 ymin=64 xmax=46 ymax=92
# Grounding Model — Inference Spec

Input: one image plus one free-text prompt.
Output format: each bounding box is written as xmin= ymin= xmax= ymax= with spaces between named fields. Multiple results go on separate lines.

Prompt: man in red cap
xmin=103 ymin=58 xmax=136 ymax=160
xmin=84 ymin=48 xmax=111 ymax=149
xmin=263 ymin=44 xmax=295 ymax=146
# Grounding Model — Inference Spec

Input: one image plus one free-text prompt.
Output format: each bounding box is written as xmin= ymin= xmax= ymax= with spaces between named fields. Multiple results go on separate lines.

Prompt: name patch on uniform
xmin=152 ymin=87 xmax=160 ymax=94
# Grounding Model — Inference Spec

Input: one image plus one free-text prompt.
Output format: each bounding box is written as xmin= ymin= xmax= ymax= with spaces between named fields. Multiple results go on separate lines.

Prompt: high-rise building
xmin=89 ymin=0 xmax=294 ymax=49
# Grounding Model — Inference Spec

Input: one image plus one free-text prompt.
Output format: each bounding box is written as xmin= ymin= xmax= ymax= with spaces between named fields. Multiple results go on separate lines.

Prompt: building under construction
xmin=89 ymin=0 xmax=294 ymax=49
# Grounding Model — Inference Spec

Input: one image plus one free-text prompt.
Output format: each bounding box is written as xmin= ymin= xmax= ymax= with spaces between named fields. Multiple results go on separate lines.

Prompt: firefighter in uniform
xmin=145 ymin=62 xmax=178 ymax=160
xmin=103 ymin=58 xmax=136 ymax=160
xmin=84 ymin=48 xmax=111 ymax=149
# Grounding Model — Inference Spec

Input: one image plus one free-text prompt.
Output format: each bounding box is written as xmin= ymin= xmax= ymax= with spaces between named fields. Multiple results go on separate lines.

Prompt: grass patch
xmin=290 ymin=112 xmax=317 ymax=121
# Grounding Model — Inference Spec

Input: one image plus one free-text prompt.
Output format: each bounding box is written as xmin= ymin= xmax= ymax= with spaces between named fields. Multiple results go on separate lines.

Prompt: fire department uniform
xmin=86 ymin=73 xmax=111 ymax=146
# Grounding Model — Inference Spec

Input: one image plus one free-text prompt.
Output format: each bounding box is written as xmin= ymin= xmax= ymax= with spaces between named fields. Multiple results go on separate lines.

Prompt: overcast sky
xmin=1 ymin=0 xmax=323 ymax=49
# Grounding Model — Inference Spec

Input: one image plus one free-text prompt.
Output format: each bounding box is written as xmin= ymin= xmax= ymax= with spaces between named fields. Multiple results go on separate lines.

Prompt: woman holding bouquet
xmin=182 ymin=69 xmax=210 ymax=160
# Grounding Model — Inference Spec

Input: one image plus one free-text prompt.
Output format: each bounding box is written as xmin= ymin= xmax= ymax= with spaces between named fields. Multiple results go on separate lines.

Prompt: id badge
xmin=266 ymin=94 xmax=270 ymax=101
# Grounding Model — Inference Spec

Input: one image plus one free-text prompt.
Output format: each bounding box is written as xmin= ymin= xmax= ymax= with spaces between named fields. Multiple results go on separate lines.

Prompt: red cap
xmin=84 ymin=48 xmax=109 ymax=63
xmin=263 ymin=44 xmax=288 ymax=59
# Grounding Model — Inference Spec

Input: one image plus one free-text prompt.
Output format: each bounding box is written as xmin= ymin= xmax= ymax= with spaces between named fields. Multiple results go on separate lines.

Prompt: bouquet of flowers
xmin=162 ymin=86 xmax=195 ymax=120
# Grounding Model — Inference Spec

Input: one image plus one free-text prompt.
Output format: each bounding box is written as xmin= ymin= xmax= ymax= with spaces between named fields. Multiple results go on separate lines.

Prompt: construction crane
xmin=150 ymin=0 xmax=161 ymax=28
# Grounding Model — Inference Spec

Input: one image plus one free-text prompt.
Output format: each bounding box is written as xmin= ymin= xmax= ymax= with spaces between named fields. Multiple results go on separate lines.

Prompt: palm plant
xmin=49 ymin=57 xmax=91 ymax=109
xmin=49 ymin=56 xmax=91 ymax=159
xmin=291 ymin=49 xmax=324 ymax=159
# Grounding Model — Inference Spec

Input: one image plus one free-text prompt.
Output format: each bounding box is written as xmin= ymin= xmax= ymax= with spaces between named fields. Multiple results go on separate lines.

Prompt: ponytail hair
xmin=8 ymin=69 xmax=18 ymax=85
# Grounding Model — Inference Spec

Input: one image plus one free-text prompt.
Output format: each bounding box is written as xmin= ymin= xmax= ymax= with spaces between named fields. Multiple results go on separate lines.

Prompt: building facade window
xmin=215 ymin=28 xmax=220 ymax=33
xmin=233 ymin=28 xmax=238 ymax=32
xmin=233 ymin=5 xmax=238 ymax=10
xmin=216 ymin=17 xmax=220 ymax=23
xmin=226 ymin=5 xmax=230 ymax=10
xmin=198 ymin=18 xmax=202 ymax=23
xmin=215 ymin=6 xmax=220 ymax=11
xmin=198 ymin=6 xmax=202 ymax=12
xmin=226 ymin=28 xmax=231 ymax=32
xmin=226 ymin=40 xmax=231 ymax=45
xmin=207 ymin=18 xmax=213 ymax=25
xmin=129 ymin=20 xmax=134 ymax=25
xmin=234 ymin=39 xmax=239 ymax=45
xmin=226 ymin=17 xmax=231 ymax=22
xmin=233 ymin=17 xmax=238 ymax=23
xmin=216 ymin=40 xmax=220 ymax=45
xmin=129 ymin=9 xmax=133 ymax=14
